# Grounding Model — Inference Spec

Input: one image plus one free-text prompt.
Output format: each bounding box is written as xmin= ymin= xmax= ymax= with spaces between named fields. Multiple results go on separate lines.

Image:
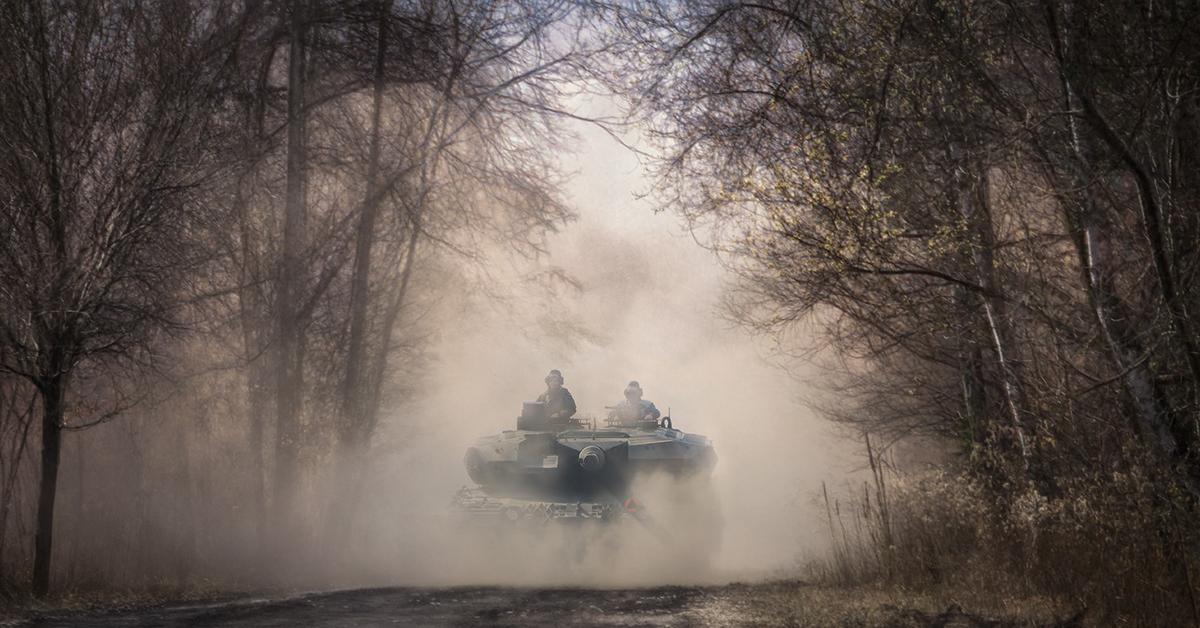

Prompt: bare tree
xmin=0 ymin=1 xmax=247 ymax=596
xmin=604 ymin=0 xmax=1200 ymax=614
xmin=327 ymin=0 xmax=583 ymax=542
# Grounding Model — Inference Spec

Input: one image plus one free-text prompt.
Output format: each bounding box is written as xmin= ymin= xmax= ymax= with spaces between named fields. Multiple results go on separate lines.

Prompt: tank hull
xmin=463 ymin=426 xmax=717 ymax=502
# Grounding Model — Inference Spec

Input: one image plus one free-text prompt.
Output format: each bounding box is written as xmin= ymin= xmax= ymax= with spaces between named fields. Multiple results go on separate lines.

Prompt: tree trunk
xmin=329 ymin=0 xmax=389 ymax=548
xmin=32 ymin=377 xmax=64 ymax=597
xmin=979 ymin=298 xmax=1030 ymax=464
xmin=274 ymin=0 xmax=308 ymax=535
xmin=963 ymin=166 xmax=1032 ymax=469
xmin=1044 ymin=0 xmax=1200 ymax=453
xmin=955 ymin=285 xmax=988 ymax=451
xmin=330 ymin=224 xmax=422 ymax=552
xmin=1075 ymin=198 xmax=1186 ymax=464
xmin=1075 ymin=92 xmax=1200 ymax=401
xmin=1041 ymin=3 xmax=1200 ymax=492
xmin=364 ymin=224 xmax=421 ymax=442
xmin=30 ymin=0 xmax=67 ymax=597
xmin=234 ymin=176 xmax=269 ymax=550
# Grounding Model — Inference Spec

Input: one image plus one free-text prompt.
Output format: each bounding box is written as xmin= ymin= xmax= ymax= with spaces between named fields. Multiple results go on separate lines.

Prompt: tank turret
xmin=451 ymin=399 xmax=719 ymax=535
xmin=462 ymin=401 xmax=716 ymax=503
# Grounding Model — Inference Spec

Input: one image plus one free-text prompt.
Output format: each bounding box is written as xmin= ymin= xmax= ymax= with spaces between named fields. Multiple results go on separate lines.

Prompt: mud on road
xmin=9 ymin=581 xmax=1080 ymax=627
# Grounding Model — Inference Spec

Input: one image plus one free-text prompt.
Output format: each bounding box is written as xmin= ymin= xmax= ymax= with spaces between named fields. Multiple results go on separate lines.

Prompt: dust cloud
xmin=343 ymin=105 xmax=861 ymax=587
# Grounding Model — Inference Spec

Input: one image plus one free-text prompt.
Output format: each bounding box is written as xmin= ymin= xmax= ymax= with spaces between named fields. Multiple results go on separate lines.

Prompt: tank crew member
xmin=537 ymin=369 xmax=577 ymax=420
xmin=610 ymin=380 xmax=660 ymax=425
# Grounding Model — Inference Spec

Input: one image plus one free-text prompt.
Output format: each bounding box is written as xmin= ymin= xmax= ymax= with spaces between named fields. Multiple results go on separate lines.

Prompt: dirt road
xmin=9 ymin=582 xmax=1079 ymax=627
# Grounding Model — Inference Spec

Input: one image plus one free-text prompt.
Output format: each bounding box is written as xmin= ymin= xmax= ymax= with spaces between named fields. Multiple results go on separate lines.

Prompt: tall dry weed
xmin=812 ymin=459 xmax=1200 ymax=626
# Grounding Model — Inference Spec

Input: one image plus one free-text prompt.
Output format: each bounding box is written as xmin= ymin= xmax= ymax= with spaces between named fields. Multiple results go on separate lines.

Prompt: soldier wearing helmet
xmin=536 ymin=369 xmax=577 ymax=420
xmin=609 ymin=380 xmax=660 ymax=426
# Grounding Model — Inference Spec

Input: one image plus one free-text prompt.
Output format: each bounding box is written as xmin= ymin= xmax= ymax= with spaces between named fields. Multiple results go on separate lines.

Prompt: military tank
xmin=452 ymin=400 xmax=718 ymax=529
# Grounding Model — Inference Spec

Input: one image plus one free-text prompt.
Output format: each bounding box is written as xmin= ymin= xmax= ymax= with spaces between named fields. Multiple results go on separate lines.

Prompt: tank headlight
xmin=578 ymin=445 xmax=605 ymax=472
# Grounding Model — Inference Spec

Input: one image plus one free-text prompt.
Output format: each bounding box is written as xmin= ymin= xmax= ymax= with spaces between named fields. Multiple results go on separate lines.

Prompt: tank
xmin=451 ymin=400 xmax=718 ymax=528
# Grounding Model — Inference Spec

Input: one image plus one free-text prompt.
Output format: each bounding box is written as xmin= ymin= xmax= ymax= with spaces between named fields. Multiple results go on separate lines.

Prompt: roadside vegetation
xmin=0 ymin=0 xmax=589 ymax=598
xmin=601 ymin=1 xmax=1200 ymax=625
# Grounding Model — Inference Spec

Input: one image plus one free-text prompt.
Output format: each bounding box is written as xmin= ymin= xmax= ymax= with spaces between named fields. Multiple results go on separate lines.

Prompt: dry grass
xmin=697 ymin=580 xmax=1075 ymax=627
xmin=809 ymin=457 xmax=1200 ymax=627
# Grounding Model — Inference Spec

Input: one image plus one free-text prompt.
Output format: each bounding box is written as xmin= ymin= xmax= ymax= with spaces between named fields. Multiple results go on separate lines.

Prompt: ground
xmin=2 ymin=581 xmax=1083 ymax=627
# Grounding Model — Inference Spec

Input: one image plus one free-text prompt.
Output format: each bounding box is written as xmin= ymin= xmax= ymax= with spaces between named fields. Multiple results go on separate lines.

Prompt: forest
xmin=2 ymin=1 xmax=1199 ymax=625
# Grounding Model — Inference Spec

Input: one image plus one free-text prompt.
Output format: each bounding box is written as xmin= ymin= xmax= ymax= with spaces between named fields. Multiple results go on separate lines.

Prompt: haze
xmin=356 ymin=98 xmax=858 ymax=584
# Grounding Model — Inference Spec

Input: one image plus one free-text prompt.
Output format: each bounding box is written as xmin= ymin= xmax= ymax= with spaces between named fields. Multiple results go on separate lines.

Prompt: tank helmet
xmin=624 ymin=380 xmax=642 ymax=399
xmin=545 ymin=369 xmax=564 ymax=384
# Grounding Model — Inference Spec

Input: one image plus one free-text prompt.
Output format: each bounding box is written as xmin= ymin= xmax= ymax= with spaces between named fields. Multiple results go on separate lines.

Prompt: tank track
xmin=449 ymin=487 xmax=631 ymax=525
